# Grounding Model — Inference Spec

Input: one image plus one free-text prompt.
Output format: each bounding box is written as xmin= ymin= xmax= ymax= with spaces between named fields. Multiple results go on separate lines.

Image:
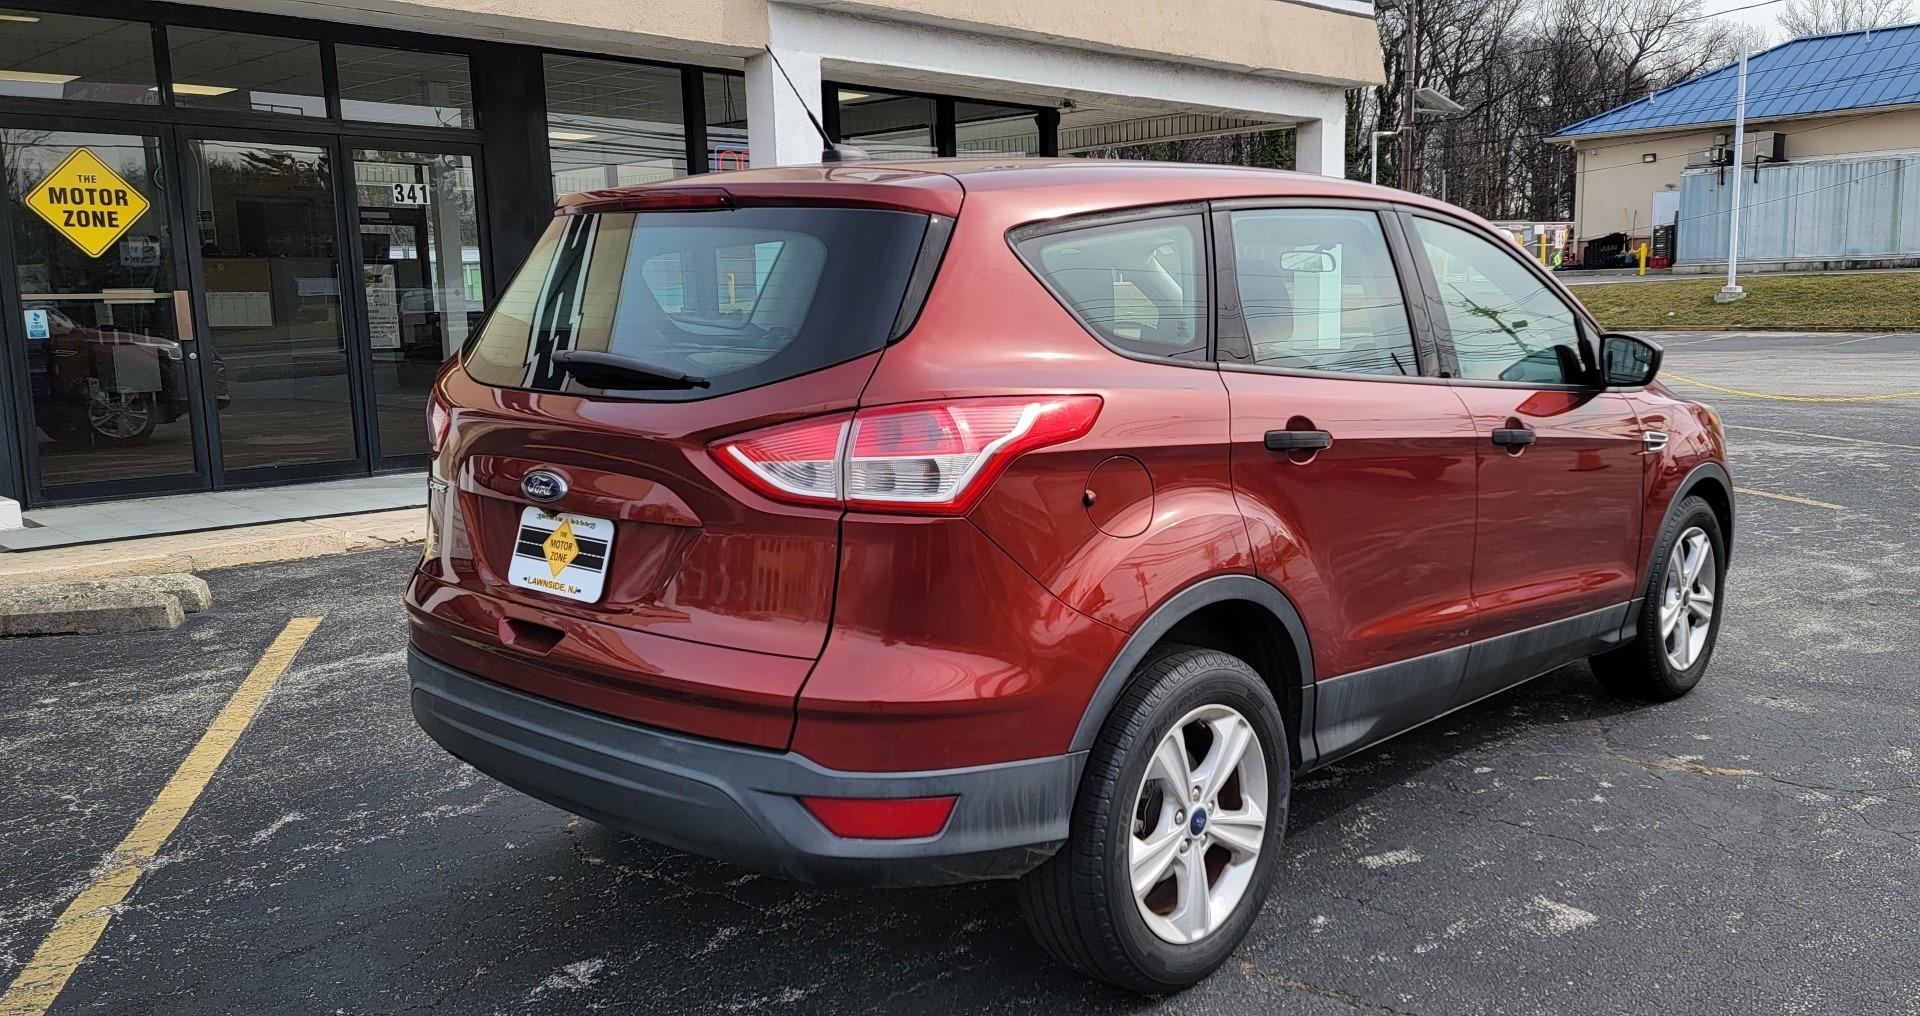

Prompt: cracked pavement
xmin=0 ymin=331 xmax=1915 ymax=1014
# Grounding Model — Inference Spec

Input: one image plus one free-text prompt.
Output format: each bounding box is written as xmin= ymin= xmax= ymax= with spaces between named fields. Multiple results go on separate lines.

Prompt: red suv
xmin=408 ymin=160 xmax=1731 ymax=992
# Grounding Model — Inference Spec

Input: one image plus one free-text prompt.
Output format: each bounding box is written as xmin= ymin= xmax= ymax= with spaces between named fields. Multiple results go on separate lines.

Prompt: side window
xmin=1412 ymin=217 xmax=1585 ymax=384
xmin=1017 ymin=214 xmax=1207 ymax=360
xmin=1228 ymin=208 xmax=1418 ymax=376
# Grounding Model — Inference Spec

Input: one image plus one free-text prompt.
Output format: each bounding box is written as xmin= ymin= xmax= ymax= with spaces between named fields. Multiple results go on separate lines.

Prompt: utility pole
xmin=1396 ymin=0 xmax=1419 ymax=192
xmin=1716 ymin=45 xmax=1749 ymax=303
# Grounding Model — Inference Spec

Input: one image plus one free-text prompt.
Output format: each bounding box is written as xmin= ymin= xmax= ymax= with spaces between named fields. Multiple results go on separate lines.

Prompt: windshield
xmin=465 ymin=206 xmax=931 ymax=400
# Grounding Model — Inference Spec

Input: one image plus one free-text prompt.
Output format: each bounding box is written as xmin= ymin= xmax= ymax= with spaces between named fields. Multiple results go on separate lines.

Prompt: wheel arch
xmin=1667 ymin=460 xmax=1734 ymax=564
xmin=1068 ymin=574 xmax=1317 ymax=771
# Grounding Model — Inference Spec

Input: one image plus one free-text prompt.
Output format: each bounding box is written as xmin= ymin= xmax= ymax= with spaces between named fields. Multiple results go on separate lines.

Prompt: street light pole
xmin=1397 ymin=0 xmax=1420 ymax=192
xmin=1717 ymin=44 xmax=1750 ymax=303
xmin=1371 ymin=129 xmax=1401 ymax=185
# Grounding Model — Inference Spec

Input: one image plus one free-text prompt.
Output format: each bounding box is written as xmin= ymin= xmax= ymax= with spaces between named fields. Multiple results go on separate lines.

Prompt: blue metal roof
xmin=1550 ymin=21 xmax=1920 ymax=139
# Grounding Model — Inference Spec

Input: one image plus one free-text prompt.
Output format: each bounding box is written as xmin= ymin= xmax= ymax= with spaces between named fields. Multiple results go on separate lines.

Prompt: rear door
xmin=1212 ymin=202 xmax=1481 ymax=762
xmin=1400 ymin=211 xmax=1645 ymax=698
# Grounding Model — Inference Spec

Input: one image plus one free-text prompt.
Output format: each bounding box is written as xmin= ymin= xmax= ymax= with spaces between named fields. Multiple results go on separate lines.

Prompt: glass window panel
xmin=1229 ymin=209 xmax=1417 ymax=376
xmin=1016 ymin=215 xmax=1208 ymax=361
xmin=338 ymin=45 xmax=474 ymax=129
xmin=545 ymin=55 xmax=686 ymax=196
xmin=836 ymin=89 xmax=936 ymax=161
xmin=1413 ymin=217 xmax=1585 ymax=384
xmin=0 ymin=7 xmax=158 ymax=104
xmin=3 ymin=129 xmax=200 ymax=490
xmin=704 ymin=71 xmax=750 ymax=172
xmin=353 ymin=148 xmax=484 ymax=461
xmin=166 ymin=28 xmax=324 ymax=117
xmin=954 ymin=101 xmax=1039 ymax=157
xmin=191 ymin=139 xmax=356 ymax=471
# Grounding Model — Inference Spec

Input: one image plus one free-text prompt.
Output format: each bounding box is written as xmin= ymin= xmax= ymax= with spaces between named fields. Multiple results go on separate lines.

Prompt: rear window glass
xmin=465 ymin=206 xmax=930 ymax=400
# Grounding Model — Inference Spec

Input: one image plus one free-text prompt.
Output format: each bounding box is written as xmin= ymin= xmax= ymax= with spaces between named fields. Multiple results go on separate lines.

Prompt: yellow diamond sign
xmin=542 ymin=520 xmax=580 ymax=577
xmin=23 ymin=148 xmax=152 ymax=259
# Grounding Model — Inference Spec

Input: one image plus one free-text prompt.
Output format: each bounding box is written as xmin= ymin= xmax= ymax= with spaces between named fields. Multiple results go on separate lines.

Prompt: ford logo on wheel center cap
xmin=1189 ymin=808 xmax=1208 ymax=836
xmin=521 ymin=469 xmax=568 ymax=503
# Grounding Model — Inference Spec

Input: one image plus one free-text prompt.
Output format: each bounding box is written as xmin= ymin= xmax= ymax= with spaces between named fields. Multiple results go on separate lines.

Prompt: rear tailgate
xmin=414 ymin=179 xmax=959 ymax=747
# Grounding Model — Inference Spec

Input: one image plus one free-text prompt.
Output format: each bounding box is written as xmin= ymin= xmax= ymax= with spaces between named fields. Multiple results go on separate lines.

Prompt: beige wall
xmin=214 ymin=0 xmax=1379 ymax=85
xmin=1570 ymin=105 xmax=1920 ymax=241
xmin=801 ymin=0 xmax=1385 ymax=87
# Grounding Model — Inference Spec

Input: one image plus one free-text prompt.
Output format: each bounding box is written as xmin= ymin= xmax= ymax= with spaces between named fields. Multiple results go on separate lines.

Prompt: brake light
xmin=709 ymin=396 xmax=1100 ymax=515
xmin=798 ymin=795 xmax=956 ymax=839
xmin=427 ymin=389 xmax=452 ymax=458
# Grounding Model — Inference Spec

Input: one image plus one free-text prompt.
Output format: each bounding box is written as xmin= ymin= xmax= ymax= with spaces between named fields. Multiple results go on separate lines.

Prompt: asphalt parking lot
xmin=2 ymin=331 xmax=1916 ymax=1015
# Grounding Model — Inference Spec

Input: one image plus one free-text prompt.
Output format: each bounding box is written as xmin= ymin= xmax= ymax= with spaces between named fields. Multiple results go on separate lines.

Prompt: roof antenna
xmin=761 ymin=46 xmax=868 ymax=163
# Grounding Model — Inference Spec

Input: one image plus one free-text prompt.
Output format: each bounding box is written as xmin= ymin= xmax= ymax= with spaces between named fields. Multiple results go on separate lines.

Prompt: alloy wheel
xmin=1660 ymin=526 xmax=1716 ymax=670
xmin=1129 ymin=703 xmax=1268 ymax=945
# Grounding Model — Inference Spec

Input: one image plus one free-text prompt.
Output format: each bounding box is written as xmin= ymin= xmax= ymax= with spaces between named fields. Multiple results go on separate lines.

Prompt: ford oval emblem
xmin=521 ymin=470 xmax=567 ymax=503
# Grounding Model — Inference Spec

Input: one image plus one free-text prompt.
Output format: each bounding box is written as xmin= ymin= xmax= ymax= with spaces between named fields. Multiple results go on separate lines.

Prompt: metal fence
xmin=1677 ymin=156 xmax=1920 ymax=263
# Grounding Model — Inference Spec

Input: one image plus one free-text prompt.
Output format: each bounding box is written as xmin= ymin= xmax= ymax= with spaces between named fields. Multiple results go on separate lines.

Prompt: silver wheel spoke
xmin=1173 ymin=844 xmax=1213 ymax=939
xmin=1661 ymin=598 xmax=1682 ymax=636
xmin=1130 ymin=826 xmax=1183 ymax=897
xmin=1207 ymin=805 xmax=1265 ymax=856
xmin=1147 ymin=737 xmax=1191 ymax=799
xmin=1196 ymin=715 xmax=1254 ymax=804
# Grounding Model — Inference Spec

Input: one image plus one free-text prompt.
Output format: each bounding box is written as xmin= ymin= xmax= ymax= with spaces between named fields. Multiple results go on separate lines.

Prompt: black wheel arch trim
xmin=1665 ymin=460 xmax=1734 ymax=564
xmin=1068 ymin=574 xmax=1316 ymax=766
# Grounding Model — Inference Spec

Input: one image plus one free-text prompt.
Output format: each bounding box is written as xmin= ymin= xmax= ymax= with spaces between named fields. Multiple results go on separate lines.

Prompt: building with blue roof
xmin=1550 ymin=22 xmax=1920 ymax=268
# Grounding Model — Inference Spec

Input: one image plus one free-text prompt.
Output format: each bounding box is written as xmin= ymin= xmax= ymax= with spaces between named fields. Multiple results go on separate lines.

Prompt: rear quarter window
xmin=465 ymin=206 xmax=930 ymax=400
xmin=1013 ymin=213 xmax=1209 ymax=361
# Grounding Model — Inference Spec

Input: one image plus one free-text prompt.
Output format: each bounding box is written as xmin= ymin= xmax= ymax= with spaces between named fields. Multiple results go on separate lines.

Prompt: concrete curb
xmin=0 ymin=509 xmax=425 ymax=588
xmin=0 ymin=573 xmax=211 ymax=636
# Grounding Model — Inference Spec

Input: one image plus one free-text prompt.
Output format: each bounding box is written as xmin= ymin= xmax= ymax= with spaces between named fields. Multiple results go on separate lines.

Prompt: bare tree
xmin=1778 ymin=0 xmax=1911 ymax=36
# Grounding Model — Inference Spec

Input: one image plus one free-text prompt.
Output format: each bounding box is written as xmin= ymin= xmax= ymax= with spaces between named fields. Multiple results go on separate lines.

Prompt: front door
xmin=1213 ymin=205 xmax=1481 ymax=762
xmin=1 ymin=125 xmax=213 ymax=502
xmin=1402 ymin=213 xmax=1645 ymax=654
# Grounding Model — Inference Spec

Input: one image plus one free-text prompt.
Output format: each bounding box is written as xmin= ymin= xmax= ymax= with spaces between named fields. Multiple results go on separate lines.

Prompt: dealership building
xmin=0 ymin=0 xmax=1381 ymax=525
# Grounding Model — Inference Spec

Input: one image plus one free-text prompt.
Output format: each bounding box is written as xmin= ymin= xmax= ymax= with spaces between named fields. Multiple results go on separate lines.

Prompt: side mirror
xmin=1600 ymin=332 xmax=1663 ymax=387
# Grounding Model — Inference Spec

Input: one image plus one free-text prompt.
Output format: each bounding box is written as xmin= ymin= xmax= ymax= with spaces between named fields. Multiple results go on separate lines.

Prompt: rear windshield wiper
xmin=549 ymin=349 xmax=710 ymax=390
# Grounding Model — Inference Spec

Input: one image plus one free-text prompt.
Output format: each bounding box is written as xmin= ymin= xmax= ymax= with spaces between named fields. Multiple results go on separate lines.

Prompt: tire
xmin=1017 ymin=647 xmax=1290 ymax=993
xmin=1591 ymin=494 xmax=1727 ymax=700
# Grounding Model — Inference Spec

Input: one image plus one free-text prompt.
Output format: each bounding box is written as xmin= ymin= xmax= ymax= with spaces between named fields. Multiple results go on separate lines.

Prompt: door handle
xmin=1490 ymin=427 xmax=1536 ymax=447
xmin=1265 ymin=429 xmax=1333 ymax=452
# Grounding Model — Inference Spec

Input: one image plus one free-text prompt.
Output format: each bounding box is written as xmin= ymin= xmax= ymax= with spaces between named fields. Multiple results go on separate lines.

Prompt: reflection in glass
xmin=0 ymin=8 xmax=158 ymax=104
xmin=354 ymin=149 xmax=483 ymax=461
xmin=954 ymin=101 xmax=1040 ymax=157
xmin=166 ymin=29 xmax=325 ymax=117
xmin=338 ymin=45 xmax=475 ymax=129
xmin=705 ymin=72 xmax=750 ymax=172
xmin=3 ymin=130 xmax=203 ymax=490
xmin=836 ymin=89 xmax=936 ymax=160
xmin=545 ymin=55 xmax=686 ymax=195
xmin=191 ymin=140 xmax=356 ymax=472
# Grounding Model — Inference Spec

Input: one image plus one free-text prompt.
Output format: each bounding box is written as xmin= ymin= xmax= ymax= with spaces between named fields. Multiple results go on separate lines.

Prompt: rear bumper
xmin=409 ymin=647 xmax=1080 ymax=886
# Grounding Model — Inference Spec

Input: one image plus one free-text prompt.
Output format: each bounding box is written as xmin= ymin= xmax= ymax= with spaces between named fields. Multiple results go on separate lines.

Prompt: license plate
xmin=508 ymin=507 xmax=613 ymax=603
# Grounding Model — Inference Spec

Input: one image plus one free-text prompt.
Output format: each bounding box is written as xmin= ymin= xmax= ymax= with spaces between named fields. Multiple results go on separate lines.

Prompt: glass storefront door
xmin=1 ymin=126 xmax=211 ymax=499
xmin=184 ymin=135 xmax=359 ymax=478
xmin=349 ymin=146 xmax=483 ymax=464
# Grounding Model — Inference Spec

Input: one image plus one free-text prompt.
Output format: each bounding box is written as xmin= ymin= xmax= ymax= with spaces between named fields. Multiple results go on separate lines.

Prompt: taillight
xmin=709 ymin=396 xmax=1100 ymax=515
xmin=427 ymin=389 xmax=452 ymax=459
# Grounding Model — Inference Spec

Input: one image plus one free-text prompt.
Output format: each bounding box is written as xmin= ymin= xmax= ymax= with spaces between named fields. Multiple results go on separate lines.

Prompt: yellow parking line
xmin=1725 ymin=424 xmax=1920 ymax=452
xmin=0 ymin=617 xmax=322 ymax=1016
xmin=1662 ymin=372 xmax=1920 ymax=403
xmin=1735 ymin=486 xmax=1846 ymax=511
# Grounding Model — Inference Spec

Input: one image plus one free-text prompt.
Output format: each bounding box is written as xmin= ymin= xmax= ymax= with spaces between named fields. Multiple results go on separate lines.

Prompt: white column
xmin=745 ymin=48 xmax=826 ymax=169
xmin=0 ymin=496 xmax=21 ymax=532
xmin=1293 ymin=113 xmax=1345 ymax=178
